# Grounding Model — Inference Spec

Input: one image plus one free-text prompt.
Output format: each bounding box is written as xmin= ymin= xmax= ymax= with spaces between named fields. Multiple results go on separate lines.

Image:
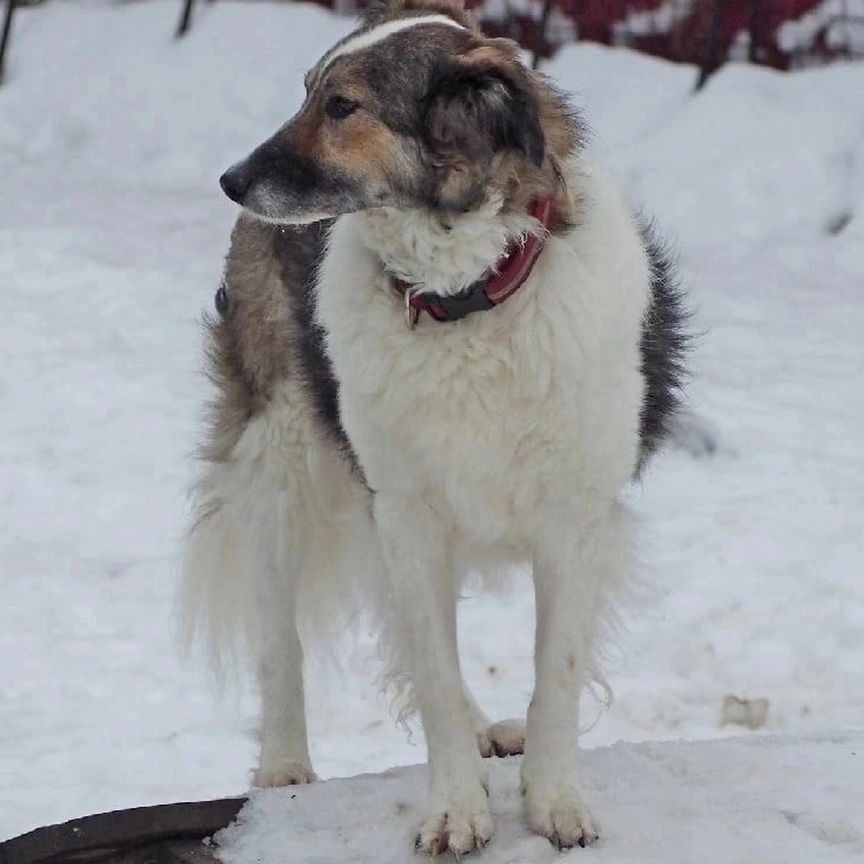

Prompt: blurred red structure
xmin=338 ymin=0 xmax=864 ymax=69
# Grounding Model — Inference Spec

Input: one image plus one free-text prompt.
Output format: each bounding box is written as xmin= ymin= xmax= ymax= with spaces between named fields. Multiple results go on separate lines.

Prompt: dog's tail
xmin=178 ymin=405 xmax=378 ymax=683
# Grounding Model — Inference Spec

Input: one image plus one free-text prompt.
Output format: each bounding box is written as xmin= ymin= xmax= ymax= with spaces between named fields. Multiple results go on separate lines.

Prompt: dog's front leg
xmin=522 ymin=501 xmax=629 ymax=848
xmin=374 ymin=493 xmax=492 ymax=856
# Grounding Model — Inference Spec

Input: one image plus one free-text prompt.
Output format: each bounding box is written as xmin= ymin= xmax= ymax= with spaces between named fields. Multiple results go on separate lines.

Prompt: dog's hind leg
xmin=253 ymin=498 xmax=316 ymax=787
xmin=183 ymin=395 xmax=322 ymax=788
xmin=521 ymin=499 xmax=629 ymax=848
xmin=476 ymin=717 xmax=526 ymax=759
xmin=256 ymin=634 xmax=315 ymax=786
xmin=465 ymin=687 xmax=525 ymax=758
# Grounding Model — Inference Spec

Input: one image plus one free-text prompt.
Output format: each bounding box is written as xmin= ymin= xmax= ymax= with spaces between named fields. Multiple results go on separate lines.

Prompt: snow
xmin=613 ymin=0 xmax=695 ymax=41
xmin=215 ymin=734 xmax=864 ymax=864
xmin=777 ymin=1 xmax=864 ymax=54
xmin=1 ymin=0 xmax=862 ymax=849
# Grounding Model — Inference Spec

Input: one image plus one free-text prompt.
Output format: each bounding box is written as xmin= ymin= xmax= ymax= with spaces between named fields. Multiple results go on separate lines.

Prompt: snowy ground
xmin=216 ymin=733 xmax=864 ymax=864
xmin=1 ymin=0 xmax=862 ymax=845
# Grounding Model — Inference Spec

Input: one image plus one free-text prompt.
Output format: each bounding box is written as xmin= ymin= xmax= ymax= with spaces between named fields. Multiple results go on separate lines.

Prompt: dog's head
xmin=220 ymin=0 xmax=578 ymax=223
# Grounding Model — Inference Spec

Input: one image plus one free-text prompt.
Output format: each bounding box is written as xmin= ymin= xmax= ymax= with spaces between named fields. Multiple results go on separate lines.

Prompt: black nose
xmin=219 ymin=162 xmax=252 ymax=203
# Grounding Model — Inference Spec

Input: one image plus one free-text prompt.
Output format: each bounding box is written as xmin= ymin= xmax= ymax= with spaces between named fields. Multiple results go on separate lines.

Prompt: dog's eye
xmin=325 ymin=95 xmax=359 ymax=121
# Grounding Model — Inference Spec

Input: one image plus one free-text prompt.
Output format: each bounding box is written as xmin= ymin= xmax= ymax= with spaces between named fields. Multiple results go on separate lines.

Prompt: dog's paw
xmin=524 ymin=786 xmax=599 ymax=849
xmin=415 ymin=789 xmax=493 ymax=856
xmin=477 ymin=718 xmax=526 ymax=758
xmin=252 ymin=760 xmax=317 ymax=788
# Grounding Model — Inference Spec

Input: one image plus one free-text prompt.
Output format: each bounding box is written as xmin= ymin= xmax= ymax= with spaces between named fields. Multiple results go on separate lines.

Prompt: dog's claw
xmin=416 ymin=800 xmax=493 ymax=857
xmin=252 ymin=760 xmax=317 ymax=788
xmin=524 ymin=782 xmax=599 ymax=850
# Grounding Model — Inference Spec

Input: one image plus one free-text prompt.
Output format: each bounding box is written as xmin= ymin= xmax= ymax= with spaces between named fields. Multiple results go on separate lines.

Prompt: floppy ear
xmin=421 ymin=57 xmax=545 ymax=169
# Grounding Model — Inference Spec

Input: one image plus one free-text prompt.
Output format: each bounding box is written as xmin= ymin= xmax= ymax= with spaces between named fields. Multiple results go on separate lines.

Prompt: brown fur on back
xmin=200 ymin=217 xmax=327 ymax=464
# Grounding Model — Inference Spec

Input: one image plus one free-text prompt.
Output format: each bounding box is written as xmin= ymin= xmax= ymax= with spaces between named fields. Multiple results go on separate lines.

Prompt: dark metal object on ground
xmin=0 ymin=798 xmax=247 ymax=864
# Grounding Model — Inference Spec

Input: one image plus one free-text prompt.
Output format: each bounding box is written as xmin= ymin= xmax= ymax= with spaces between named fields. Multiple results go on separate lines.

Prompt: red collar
xmin=392 ymin=197 xmax=556 ymax=328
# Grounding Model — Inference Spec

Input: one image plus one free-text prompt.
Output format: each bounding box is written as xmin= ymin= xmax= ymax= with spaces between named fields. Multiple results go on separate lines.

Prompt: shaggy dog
xmin=182 ymin=0 xmax=688 ymax=854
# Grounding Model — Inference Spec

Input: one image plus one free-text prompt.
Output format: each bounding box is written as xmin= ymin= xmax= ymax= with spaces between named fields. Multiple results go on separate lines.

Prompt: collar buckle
xmin=404 ymin=289 xmax=420 ymax=330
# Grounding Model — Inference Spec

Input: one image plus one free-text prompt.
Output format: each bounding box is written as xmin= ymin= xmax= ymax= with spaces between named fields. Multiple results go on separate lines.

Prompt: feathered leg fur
xmin=521 ymin=499 xmax=630 ymax=847
xmin=374 ymin=493 xmax=493 ymax=856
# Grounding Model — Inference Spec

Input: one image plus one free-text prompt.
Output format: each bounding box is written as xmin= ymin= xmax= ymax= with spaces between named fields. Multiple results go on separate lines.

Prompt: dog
xmin=181 ymin=0 xmax=688 ymax=854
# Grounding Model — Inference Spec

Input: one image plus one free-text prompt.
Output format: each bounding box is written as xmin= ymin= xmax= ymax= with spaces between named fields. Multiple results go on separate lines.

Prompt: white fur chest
xmin=316 ymin=162 xmax=651 ymax=547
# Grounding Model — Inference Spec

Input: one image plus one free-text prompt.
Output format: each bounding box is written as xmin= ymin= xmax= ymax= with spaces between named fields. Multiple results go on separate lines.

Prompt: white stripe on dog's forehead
xmin=318 ymin=15 xmax=467 ymax=73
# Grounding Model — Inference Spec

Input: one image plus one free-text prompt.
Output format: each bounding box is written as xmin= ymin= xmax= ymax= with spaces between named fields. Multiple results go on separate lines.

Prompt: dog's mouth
xmin=239 ymin=193 xmax=335 ymax=227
